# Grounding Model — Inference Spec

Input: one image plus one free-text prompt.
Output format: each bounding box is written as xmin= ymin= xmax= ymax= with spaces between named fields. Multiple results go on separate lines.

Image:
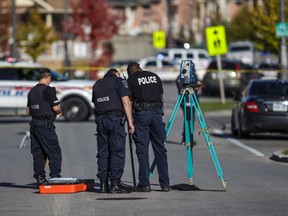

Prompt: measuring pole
xmin=216 ymin=55 xmax=226 ymax=104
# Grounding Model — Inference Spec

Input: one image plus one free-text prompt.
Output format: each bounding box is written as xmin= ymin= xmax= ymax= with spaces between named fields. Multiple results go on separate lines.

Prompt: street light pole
xmin=12 ymin=0 xmax=17 ymax=59
xmin=280 ymin=0 xmax=288 ymax=79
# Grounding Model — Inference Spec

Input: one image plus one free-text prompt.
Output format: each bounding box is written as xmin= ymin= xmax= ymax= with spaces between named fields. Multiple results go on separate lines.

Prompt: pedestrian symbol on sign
xmin=213 ymin=30 xmax=221 ymax=49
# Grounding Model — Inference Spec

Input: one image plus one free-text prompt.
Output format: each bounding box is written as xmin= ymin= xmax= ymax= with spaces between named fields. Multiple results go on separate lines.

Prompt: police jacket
xmin=27 ymin=84 xmax=58 ymax=117
xmin=127 ymin=70 xmax=163 ymax=103
xmin=92 ymin=73 xmax=131 ymax=114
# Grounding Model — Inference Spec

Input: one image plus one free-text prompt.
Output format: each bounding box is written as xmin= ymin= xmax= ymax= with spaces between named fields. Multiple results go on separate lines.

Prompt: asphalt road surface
xmin=0 ymin=82 xmax=287 ymax=216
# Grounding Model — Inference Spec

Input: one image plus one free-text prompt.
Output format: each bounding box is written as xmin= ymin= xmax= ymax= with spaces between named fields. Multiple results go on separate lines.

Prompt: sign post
xmin=205 ymin=25 xmax=228 ymax=104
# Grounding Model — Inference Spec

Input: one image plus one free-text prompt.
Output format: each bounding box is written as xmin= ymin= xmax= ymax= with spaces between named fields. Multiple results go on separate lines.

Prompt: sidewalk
xmin=271 ymin=150 xmax=288 ymax=163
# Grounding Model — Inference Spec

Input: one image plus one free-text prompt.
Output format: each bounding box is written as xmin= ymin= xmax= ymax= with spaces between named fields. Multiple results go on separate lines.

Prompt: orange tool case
xmin=38 ymin=178 xmax=94 ymax=194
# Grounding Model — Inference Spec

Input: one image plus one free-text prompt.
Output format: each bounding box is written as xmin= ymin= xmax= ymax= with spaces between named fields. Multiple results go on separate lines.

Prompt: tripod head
xmin=178 ymin=60 xmax=202 ymax=91
xmin=179 ymin=60 xmax=197 ymax=85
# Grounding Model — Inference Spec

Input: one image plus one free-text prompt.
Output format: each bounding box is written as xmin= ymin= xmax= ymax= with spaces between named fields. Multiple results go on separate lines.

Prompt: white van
xmin=226 ymin=41 xmax=256 ymax=66
xmin=156 ymin=48 xmax=211 ymax=80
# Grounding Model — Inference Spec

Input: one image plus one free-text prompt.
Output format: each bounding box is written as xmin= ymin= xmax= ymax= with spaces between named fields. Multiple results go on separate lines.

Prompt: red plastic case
xmin=38 ymin=179 xmax=94 ymax=194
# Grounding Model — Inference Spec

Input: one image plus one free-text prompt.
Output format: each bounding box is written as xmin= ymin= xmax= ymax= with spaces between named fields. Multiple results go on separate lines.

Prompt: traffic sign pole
xmin=205 ymin=26 xmax=228 ymax=104
xmin=216 ymin=55 xmax=225 ymax=104
xmin=280 ymin=0 xmax=288 ymax=80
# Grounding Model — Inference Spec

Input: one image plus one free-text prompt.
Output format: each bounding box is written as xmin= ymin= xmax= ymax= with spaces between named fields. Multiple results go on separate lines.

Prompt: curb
xmin=203 ymin=110 xmax=231 ymax=116
xmin=270 ymin=149 xmax=288 ymax=163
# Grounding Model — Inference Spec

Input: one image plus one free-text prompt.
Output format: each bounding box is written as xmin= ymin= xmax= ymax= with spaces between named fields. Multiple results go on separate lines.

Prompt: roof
xmin=41 ymin=0 xmax=160 ymax=10
xmin=108 ymin=0 xmax=160 ymax=7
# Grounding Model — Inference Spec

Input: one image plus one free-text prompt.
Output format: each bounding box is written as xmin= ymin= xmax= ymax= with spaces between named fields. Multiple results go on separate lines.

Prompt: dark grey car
xmin=202 ymin=58 xmax=261 ymax=97
xmin=231 ymin=79 xmax=288 ymax=138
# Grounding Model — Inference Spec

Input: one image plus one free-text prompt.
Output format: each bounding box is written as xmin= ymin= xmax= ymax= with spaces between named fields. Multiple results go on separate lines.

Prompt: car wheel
xmin=62 ymin=97 xmax=90 ymax=121
xmin=231 ymin=113 xmax=237 ymax=137
xmin=237 ymin=121 xmax=250 ymax=139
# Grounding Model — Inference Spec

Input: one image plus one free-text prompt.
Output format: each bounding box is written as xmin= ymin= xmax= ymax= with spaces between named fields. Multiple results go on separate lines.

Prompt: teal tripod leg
xmin=190 ymin=92 xmax=227 ymax=190
xmin=149 ymin=93 xmax=185 ymax=178
xmin=184 ymin=95 xmax=194 ymax=185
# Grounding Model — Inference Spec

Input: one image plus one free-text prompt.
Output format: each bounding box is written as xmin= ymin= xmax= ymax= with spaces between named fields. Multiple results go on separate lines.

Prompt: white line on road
xmin=213 ymin=129 xmax=265 ymax=157
xmin=227 ymin=138 xmax=265 ymax=157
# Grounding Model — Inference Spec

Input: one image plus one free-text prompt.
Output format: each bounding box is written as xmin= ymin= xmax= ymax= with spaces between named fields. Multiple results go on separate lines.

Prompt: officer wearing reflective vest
xmin=26 ymin=68 xmax=62 ymax=184
xmin=92 ymin=68 xmax=134 ymax=194
xmin=127 ymin=62 xmax=170 ymax=192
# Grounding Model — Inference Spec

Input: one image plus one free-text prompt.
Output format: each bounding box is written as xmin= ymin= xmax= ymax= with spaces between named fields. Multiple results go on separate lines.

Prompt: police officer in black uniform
xmin=92 ymin=68 xmax=134 ymax=194
xmin=127 ymin=62 xmax=170 ymax=192
xmin=26 ymin=68 xmax=62 ymax=184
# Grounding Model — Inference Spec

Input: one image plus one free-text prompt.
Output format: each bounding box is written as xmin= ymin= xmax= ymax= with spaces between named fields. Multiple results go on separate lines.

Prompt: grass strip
xmin=200 ymin=100 xmax=236 ymax=112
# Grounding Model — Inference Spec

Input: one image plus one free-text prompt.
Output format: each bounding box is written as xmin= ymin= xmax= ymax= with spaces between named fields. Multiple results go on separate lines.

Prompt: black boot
xmin=36 ymin=176 xmax=48 ymax=185
xmin=109 ymin=179 xmax=131 ymax=194
xmin=99 ymin=179 xmax=109 ymax=193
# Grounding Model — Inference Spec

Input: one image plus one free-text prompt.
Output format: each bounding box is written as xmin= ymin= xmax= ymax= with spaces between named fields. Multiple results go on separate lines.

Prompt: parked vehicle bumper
xmin=242 ymin=113 xmax=288 ymax=133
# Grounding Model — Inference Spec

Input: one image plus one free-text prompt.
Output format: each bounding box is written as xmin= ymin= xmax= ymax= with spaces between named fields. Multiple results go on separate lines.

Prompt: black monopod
xmin=127 ymin=124 xmax=136 ymax=188
xmin=122 ymin=73 xmax=137 ymax=187
xmin=123 ymin=73 xmax=137 ymax=188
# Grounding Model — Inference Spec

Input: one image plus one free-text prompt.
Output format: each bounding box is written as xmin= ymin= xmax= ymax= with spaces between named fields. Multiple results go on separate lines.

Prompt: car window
xmin=51 ymin=70 xmax=68 ymax=81
xmin=258 ymin=63 xmax=280 ymax=69
xmin=187 ymin=53 xmax=194 ymax=59
xmin=0 ymin=68 xmax=19 ymax=80
xmin=20 ymin=68 xmax=39 ymax=80
xmin=208 ymin=61 xmax=236 ymax=69
xmin=145 ymin=61 xmax=157 ymax=67
xmin=250 ymin=81 xmax=288 ymax=96
xmin=162 ymin=60 xmax=175 ymax=67
xmin=173 ymin=54 xmax=182 ymax=59
xmin=158 ymin=52 xmax=169 ymax=57
xmin=229 ymin=46 xmax=251 ymax=52
xmin=0 ymin=67 xmax=67 ymax=81
xmin=198 ymin=53 xmax=207 ymax=59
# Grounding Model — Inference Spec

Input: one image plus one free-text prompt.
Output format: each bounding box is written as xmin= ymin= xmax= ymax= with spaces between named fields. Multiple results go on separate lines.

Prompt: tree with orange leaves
xmin=0 ymin=0 xmax=12 ymax=59
xmin=66 ymin=0 xmax=125 ymax=79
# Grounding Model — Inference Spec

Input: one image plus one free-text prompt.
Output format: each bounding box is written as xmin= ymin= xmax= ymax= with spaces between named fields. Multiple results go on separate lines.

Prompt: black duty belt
xmin=133 ymin=101 xmax=163 ymax=112
xmin=32 ymin=116 xmax=47 ymax=120
xmin=96 ymin=110 xmax=123 ymax=117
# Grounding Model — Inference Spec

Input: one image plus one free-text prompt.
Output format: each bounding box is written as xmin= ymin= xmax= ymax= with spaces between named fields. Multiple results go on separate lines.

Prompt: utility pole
xmin=166 ymin=0 xmax=173 ymax=48
xmin=63 ymin=0 xmax=71 ymax=77
xmin=12 ymin=0 xmax=17 ymax=59
xmin=280 ymin=0 xmax=288 ymax=80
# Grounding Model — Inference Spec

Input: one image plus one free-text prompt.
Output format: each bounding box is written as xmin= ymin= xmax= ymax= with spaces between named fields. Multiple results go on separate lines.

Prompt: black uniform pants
xmin=96 ymin=115 xmax=126 ymax=180
xmin=30 ymin=119 xmax=62 ymax=179
xmin=132 ymin=108 xmax=170 ymax=188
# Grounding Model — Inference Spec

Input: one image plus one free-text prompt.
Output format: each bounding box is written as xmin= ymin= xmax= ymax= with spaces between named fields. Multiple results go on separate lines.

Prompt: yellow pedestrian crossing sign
xmin=153 ymin=31 xmax=166 ymax=49
xmin=206 ymin=26 xmax=227 ymax=56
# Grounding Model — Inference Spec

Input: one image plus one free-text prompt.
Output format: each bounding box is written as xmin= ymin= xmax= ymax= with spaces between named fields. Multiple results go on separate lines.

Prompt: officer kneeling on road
xmin=92 ymin=68 xmax=135 ymax=194
xmin=26 ymin=68 xmax=62 ymax=184
xmin=127 ymin=62 xmax=170 ymax=192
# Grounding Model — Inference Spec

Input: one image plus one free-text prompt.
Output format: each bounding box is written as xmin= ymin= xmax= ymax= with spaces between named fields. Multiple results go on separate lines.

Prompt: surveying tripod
xmin=149 ymin=84 xmax=227 ymax=190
